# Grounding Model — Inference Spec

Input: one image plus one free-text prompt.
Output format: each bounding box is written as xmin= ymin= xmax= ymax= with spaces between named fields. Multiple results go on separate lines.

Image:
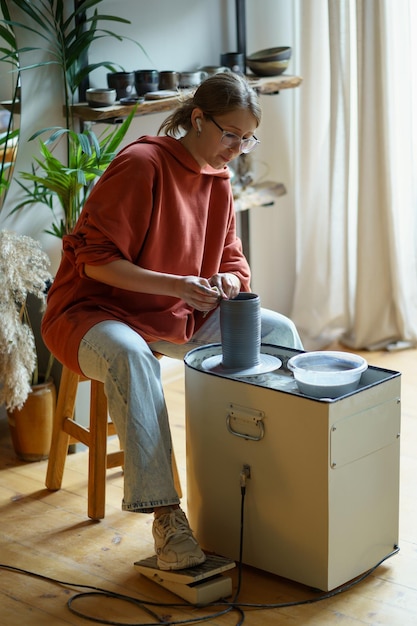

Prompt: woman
xmin=42 ymin=72 xmax=303 ymax=571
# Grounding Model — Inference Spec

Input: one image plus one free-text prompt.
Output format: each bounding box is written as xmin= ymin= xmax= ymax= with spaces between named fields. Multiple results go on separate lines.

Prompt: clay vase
xmin=107 ymin=71 xmax=135 ymax=100
xmin=134 ymin=69 xmax=159 ymax=95
xmin=220 ymin=292 xmax=261 ymax=370
xmin=7 ymin=378 xmax=56 ymax=461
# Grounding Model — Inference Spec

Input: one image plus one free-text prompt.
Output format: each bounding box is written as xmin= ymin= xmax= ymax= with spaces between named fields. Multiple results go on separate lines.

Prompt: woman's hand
xmin=177 ymin=276 xmax=222 ymax=312
xmin=177 ymin=274 xmax=241 ymax=314
xmin=84 ymin=261 xmax=239 ymax=313
xmin=209 ymin=273 xmax=241 ymax=300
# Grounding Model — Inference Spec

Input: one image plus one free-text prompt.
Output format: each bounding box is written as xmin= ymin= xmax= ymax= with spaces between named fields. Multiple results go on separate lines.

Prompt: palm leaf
xmin=3 ymin=1 xmax=147 ymax=94
xmin=1 ymin=0 xmax=145 ymax=234
xmin=11 ymin=110 xmax=136 ymax=238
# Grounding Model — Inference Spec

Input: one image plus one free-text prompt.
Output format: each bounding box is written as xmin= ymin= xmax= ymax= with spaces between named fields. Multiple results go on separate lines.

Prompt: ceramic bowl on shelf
xmin=246 ymin=46 xmax=292 ymax=76
xmin=86 ymin=88 xmax=117 ymax=107
xmin=287 ymin=351 xmax=368 ymax=398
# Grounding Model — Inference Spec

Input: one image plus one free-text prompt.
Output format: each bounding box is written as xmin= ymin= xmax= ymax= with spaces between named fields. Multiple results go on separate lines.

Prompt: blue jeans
xmin=78 ymin=308 xmax=303 ymax=513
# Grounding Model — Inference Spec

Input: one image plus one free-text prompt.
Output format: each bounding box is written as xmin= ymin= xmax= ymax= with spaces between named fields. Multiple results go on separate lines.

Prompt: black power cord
xmin=0 ymin=472 xmax=400 ymax=626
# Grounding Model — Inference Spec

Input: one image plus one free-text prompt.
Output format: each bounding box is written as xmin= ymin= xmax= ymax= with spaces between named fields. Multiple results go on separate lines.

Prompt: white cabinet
xmin=184 ymin=344 xmax=401 ymax=591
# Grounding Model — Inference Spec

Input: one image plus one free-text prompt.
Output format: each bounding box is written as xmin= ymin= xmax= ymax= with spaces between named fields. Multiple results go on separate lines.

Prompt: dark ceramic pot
xmin=107 ymin=72 xmax=135 ymax=100
xmin=134 ymin=69 xmax=159 ymax=95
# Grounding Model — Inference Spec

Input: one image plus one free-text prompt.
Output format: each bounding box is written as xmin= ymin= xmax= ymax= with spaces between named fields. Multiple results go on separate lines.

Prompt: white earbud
xmin=196 ymin=118 xmax=202 ymax=132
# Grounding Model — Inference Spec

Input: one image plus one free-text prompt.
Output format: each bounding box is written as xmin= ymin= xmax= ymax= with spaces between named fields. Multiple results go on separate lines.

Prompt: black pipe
xmin=74 ymin=0 xmax=89 ymax=103
xmin=235 ymin=1 xmax=249 ymax=262
xmin=235 ymin=0 xmax=246 ymax=74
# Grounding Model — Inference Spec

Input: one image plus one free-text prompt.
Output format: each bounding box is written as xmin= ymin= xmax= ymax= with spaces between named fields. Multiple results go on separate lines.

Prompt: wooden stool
xmin=45 ymin=363 xmax=182 ymax=520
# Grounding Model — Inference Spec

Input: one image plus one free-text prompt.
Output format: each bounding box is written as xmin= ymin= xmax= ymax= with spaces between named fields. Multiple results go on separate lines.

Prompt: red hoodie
xmin=41 ymin=135 xmax=250 ymax=374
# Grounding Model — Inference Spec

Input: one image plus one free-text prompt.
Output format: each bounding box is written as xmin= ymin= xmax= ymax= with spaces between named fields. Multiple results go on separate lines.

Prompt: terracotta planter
xmin=7 ymin=378 xmax=56 ymax=461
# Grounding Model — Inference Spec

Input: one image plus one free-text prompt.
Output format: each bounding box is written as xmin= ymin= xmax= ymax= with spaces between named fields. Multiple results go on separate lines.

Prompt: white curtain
xmin=290 ymin=0 xmax=417 ymax=350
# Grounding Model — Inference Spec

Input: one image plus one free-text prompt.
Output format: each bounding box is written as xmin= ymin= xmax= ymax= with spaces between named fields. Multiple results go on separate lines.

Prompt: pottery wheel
xmin=201 ymin=352 xmax=282 ymax=377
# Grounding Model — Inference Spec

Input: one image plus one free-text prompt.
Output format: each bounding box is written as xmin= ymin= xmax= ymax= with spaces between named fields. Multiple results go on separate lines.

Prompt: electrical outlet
xmin=240 ymin=464 xmax=251 ymax=488
xmin=243 ymin=464 xmax=251 ymax=479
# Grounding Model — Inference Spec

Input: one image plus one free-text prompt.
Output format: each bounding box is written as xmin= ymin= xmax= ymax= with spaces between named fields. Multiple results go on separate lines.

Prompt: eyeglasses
xmin=207 ymin=116 xmax=260 ymax=154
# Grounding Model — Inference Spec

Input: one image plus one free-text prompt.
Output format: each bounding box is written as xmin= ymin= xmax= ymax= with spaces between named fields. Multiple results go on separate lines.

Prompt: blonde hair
xmin=158 ymin=73 xmax=261 ymax=137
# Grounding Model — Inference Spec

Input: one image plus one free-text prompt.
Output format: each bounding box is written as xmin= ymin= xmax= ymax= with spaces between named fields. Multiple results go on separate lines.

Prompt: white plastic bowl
xmin=287 ymin=351 xmax=368 ymax=398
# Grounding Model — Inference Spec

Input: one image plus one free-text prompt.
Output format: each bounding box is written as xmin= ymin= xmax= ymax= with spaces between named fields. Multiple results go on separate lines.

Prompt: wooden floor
xmin=0 ymin=345 xmax=416 ymax=625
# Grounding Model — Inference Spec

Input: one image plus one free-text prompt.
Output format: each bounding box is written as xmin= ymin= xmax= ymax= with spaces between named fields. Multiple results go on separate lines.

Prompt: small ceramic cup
xmin=85 ymin=88 xmax=116 ymax=108
xmin=158 ymin=70 xmax=180 ymax=90
xmin=134 ymin=69 xmax=159 ymax=96
xmin=220 ymin=52 xmax=245 ymax=74
xmin=200 ymin=65 xmax=231 ymax=76
xmin=107 ymin=72 xmax=135 ymax=100
xmin=178 ymin=70 xmax=208 ymax=88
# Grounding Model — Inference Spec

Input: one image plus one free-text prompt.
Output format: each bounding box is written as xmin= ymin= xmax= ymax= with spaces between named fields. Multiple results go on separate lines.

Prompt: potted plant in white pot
xmin=0 ymin=229 xmax=54 ymax=461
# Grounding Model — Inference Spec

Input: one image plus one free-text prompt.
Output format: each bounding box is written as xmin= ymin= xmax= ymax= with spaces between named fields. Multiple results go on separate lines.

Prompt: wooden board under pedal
xmin=134 ymin=554 xmax=236 ymax=605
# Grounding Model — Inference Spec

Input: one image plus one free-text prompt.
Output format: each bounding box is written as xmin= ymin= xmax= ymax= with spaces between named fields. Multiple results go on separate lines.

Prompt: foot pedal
xmin=134 ymin=554 xmax=236 ymax=605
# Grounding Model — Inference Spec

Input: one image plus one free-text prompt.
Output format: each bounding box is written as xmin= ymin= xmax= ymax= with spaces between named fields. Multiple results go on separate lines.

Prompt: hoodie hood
xmin=132 ymin=135 xmax=231 ymax=179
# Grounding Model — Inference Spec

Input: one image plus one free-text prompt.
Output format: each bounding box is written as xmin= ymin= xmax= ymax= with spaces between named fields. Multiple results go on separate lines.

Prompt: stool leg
xmin=45 ymin=368 xmax=79 ymax=491
xmin=88 ymin=380 xmax=108 ymax=520
xmin=46 ymin=365 xmax=183 ymax=519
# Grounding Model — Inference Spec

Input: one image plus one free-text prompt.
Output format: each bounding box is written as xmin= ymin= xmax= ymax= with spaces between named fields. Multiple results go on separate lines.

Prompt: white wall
xmin=244 ymin=0 xmax=297 ymax=315
xmin=88 ymin=0 xmax=235 ymax=87
xmin=2 ymin=0 xmax=297 ymax=313
xmin=87 ymin=0 xmax=237 ymax=149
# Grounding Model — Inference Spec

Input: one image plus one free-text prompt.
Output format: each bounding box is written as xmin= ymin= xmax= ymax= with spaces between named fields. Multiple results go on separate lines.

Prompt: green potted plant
xmin=12 ymin=114 xmax=136 ymax=237
xmin=0 ymin=0 xmax=20 ymax=210
xmin=2 ymin=0 xmax=146 ymax=123
xmin=1 ymin=0 xmax=146 ymax=233
xmin=0 ymin=122 xmax=18 ymax=207
xmin=0 ymin=0 xmax=145 ymax=456
xmin=0 ymin=229 xmax=55 ymax=461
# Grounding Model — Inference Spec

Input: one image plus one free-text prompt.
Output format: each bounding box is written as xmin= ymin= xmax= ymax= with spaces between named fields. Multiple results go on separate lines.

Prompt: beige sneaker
xmin=152 ymin=508 xmax=206 ymax=571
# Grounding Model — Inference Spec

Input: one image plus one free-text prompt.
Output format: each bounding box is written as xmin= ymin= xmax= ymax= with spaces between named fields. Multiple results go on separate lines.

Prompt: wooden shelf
xmin=1 ymin=76 xmax=302 ymax=123
xmin=69 ymin=75 xmax=303 ymax=123
xmin=0 ymin=100 xmax=21 ymax=115
xmin=250 ymin=74 xmax=302 ymax=94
